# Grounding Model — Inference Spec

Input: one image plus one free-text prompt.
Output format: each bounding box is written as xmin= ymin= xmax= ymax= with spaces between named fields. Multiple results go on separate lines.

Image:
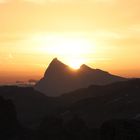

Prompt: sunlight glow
xmin=69 ymin=63 xmax=81 ymax=69
xmin=67 ymin=58 xmax=85 ymax=69
xmin=28 ymin=34 xmax=94 ymax=68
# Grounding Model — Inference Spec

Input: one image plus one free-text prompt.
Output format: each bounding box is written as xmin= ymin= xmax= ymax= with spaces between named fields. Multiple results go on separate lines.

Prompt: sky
xmin=0 ymin=0 xmax=140 ymax=83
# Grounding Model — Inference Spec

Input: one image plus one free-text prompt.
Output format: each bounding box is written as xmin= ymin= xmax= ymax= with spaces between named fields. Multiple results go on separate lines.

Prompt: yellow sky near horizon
xmin=0 ymin=0 xmax=140 ymax=83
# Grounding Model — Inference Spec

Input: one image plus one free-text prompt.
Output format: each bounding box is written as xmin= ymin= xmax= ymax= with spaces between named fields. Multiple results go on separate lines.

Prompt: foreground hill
xmin=58 ymin=79 xmax=140 ymax=127
xmin=0 ymin=86 xmax=61 ymax=127
xmin=35 ymin=58 xmax=125 ymax=97
xmin=0 ymin=79 xmax=140 ymax=129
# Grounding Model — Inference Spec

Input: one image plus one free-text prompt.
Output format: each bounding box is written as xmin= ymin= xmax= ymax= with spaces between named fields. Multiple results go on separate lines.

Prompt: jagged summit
xmin=48 ymin=58 xmax=94 ymax=71
xmin=50 ymin=58 xmax=65 ymax=66
xmin=35 ymin=58 xmax=126 ymax=97
xmin=48 ymin=58 xmax=68 ymax=69
xmin=80 ymin=64 xmax=94 ymax=71
xmin=49 ymin=58 xmax=92 ymax=71
xmin=44 ymin=58 xmax=68 ymax=77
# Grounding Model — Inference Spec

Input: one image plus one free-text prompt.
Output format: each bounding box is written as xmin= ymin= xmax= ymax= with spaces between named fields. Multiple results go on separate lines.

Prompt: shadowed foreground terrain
xmin=0 ymin=79 xmax=140 ymax=139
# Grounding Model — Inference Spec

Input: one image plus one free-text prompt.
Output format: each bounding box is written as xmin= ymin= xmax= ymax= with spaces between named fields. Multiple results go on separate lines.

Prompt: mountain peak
xmin=52 ymin=57 xmax=58 ymax=62
xmin=50 ymin=58 xmax=62 ymax=65
xmin=35 ymin=58 xmax=126 ymax=97
xmin=49 ymin=58 xmax=67 ymax=68
xmin=44 ymin=58 xmax=67 ymax=77
xmin=81 ymin=64 xmax=92 ymax=70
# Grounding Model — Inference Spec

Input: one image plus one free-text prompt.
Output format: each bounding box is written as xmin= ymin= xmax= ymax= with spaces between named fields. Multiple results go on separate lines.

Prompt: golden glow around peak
xmin=69 ymin=64 xmax=81 ymax=70
xmin=68 ymin=59 xmax=83 ymax=70
xmin=29 ymin=34 xmax=93 ymax=56
xmin=28 ymin=34 xmax=92 ymax=70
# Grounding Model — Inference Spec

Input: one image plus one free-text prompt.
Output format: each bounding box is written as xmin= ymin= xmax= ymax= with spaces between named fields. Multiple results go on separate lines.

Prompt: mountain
xmin=0 ymin=80 xmax=140 ymax=139
xmin=58 ymin=79 xmax=140 ymax=128
xmin=35 ymin=58 xmax=126 ymax=97
xmin=0 ymin=86 xmax=61 ymax=127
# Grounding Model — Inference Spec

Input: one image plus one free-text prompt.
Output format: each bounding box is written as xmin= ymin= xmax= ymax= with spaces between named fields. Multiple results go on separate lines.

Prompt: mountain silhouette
xmin=34 ymin=58 xmax=126 ymax=97
xmin=59 ymin=79 xmax=140 ymax=128
xmin=0 ymin=79 xmax=140 ymax=139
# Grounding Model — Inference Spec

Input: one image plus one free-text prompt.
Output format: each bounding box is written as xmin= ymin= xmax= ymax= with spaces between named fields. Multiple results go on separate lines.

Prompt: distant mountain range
xmin=35 ymin=58 xmax=126 ymax=97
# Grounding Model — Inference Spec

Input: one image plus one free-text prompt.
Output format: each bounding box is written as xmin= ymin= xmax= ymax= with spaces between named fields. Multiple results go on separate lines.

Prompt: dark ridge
xmin=35 ymin=58 xmax=126 ymax=97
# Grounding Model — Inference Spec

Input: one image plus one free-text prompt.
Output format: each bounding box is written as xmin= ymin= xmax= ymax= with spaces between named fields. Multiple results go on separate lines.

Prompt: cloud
xmin=8 ymin=53 xmax=14 ymax=59
xmin=23 ymin=0 xmax=114 ymax=5
xmin=0 ymin=0 xmax=8 ymax=3
xmin=93 ymin=30 xmax=121 ymax=39
xmin=3 ymin=53 xmax=14 ymax=62
xmin=80 ymin=0 xmax=117 ymax=6
xmin=0 ymin=34 xmax=23 ymax=43
xmin=0 ymin=0 xmax=47 ymax=4
xmin=128 ymin=24 xmax=140 ymax=34
xmin=23 ymin=0 xmax=47 ymax=4
xmin=23 ymin=0 xmax=75 ymax=4
xmin=94 ymin=0 xmax=116 ymax=4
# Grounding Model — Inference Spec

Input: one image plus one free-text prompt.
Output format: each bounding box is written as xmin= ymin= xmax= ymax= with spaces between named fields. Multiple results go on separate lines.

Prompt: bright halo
xmin=69 ymin=63 xmax=81 ymax=70
xmin=28 ymin=34 xmax=94 ymax=68
xmin=68 ymin=59 xmax=83 ymax=69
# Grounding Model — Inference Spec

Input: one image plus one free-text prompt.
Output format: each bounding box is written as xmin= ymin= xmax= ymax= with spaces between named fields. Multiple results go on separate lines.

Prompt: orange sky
xmin=0 ymin=0 xmax=140 ymax=83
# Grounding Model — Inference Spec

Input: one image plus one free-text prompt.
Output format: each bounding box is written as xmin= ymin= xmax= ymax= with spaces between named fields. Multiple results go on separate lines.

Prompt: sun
xmin=29 ymin=33 xmax=93 ymax=68
xmin=68 ymin=60 xmax=82 ymax=70
xmin=70 ymin=63 xmax=81 ymax=70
